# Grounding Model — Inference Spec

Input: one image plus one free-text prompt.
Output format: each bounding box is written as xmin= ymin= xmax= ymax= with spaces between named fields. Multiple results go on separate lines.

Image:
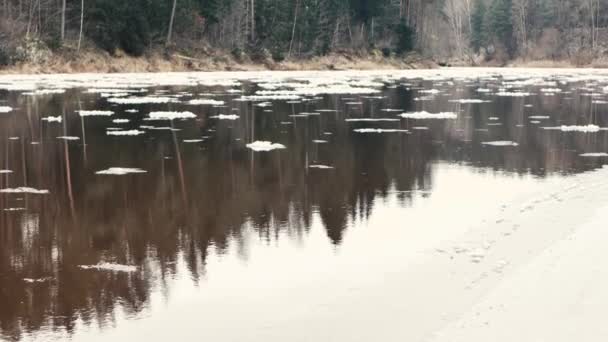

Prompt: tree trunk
xmin=78 ymin=0 xmax=84 ymax=52
xmin=166 ymin=0 xmax=178 ymax=45
xmin=60 ymin=0 xmax=66 ymax=41
xmin=288 ymin=0 xmax=299 ymax=58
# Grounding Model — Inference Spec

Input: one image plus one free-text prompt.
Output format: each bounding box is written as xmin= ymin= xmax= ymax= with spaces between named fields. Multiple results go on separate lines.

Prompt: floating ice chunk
xmin=246 ymin=141 xmax=286 ymax=152
xmin=183 ymin=139 xmax=204 ymax=143
xmin=0 ymin=106 xmax=13 ymax=113
xmin=550 ymin=125 xmax=601 ymax=132
xmin=495 ymin=91 xmax=533 ymax=97
xmin=239 ymin=95 xmax=301 ymax=101
xmin=187 ymin=99 xmax=225 ymax=106
xmin=413 ymin=126 xmax=429 ymax=130
xmin=419 ymin=89 xmax=441 ymax=94
xmin=345 ymin=118 xmax=400 ymax=122
xmin=149 ymin=111 xmax=196 ymax=120
xmin=482 ymin=141 xmax=519 ymax=146
xmin=23 ymin=89 xmax=66 ymax=96
xmin=380 ymin=109 xmax=403 ymax=112
xmin=78 ymin=263 xmax=138 ymax=272
xmin=309 ymin=165 xmax=334 ymax=169
xmin=0 ymin=170 xmax=12 ymax=174
xmin=0 ymin=187 xmax=49 ymax=194
xmin=107 ymin=130 xmax=145 ymax=136
xmin=540 ymin=88 xmax=562 ymax=93
xmin=125 ymin=109 xmax=139 ymax=113
xmin=108 ymin=96 xmax=177 ymax=104
xmin=210 ymin=114 xmax=239 ymax=120
xmin=449 ymin=99 xmax=490 ymax=104
xmin=42 ymin=116 xmax=62 ymax=123
xmin=354 ymin=128 xmax=409 ymax=133
xmin=78 ymin=110 xmax=114 ymax=117
xmin=528 ymin=116 xmax=550 ymax=119
xmin=400 ymin=111 xmax=457 ymax=119
xmin=4 ymin=207 xmax=26 ymax=212
xmin=57 ymin=136 xmax=80 ymax=140
xmin=580 ymin=153 xmax=608 ymax=157
xmin=96 ymin=167 xmax=147 ymax=175
xmin=476 ymin=88 xmax=492 ymax=93
xmin=313 ymin=140 xmax=328 ymax=144
xmin=23 ymin=277 xmax=51 ymax=283
xmin=255 ymin=102 xmax=273 ymax=107
xmin=112 ymin=119 xmax=130 ymax=124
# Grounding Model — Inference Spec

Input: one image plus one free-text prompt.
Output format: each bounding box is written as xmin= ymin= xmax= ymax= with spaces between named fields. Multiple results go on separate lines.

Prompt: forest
xmin=0 ymin=0 xmax=606 ymax=68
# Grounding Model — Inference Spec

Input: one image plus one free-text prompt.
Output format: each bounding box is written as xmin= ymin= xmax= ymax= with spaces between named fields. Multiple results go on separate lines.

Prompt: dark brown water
xmin=1 ymin=70 xmax=608 ymax=341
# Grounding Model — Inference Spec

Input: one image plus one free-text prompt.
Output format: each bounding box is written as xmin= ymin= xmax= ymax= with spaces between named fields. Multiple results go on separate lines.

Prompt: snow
xmin=112 ymin=119 xmax=130 ymax=124
xmin=400 ymin=111 xmax=457 ymax=119
xmin=544 ymin=125 xmax=602 ymax=132
xmin=56 ymin=136 xmax=80 ymax=140
xmin=96 ymin=167 xmax=147 ymax=175
xmin=0 ymin=187 xmax=49 ymax=194
xmin=0 ymin=170 xmax=12 ymax=174
xmin=0 ymin=106 xmax=13 ymax=113
xmin=246 ymin=141 xmax=286 ymax=152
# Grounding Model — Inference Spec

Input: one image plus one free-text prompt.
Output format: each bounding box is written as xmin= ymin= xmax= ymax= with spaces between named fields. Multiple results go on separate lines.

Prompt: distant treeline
xmin=0 ymin=0 xmax=606 ymax=65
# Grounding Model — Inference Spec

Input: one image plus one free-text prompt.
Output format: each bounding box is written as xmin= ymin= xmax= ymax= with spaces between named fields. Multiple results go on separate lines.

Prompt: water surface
xmin=1 ymin=69 xmax=608 ymax=341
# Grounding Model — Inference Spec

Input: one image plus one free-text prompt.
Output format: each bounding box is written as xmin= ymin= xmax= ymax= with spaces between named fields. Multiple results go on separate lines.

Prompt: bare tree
xmin=78 ymin=0 xmax=84 ymax=51
xmin=166 ymin=0 xmax=177 ymax=45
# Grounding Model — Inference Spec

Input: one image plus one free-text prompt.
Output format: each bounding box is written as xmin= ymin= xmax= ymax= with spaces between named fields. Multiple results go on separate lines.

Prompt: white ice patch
xmin=495 ymin=91 xmax=533 ymax=97
xmin=57 ymin=136 xmax=80 ymax=140
xmin=580 ymin=153 xmax=608 ymax=157
xmin=313 ymin=140 xmax=328 ymax=144
xmin=0 ymin=187 xmax=49 ymax=194
xmin=78 ymin=110 xmax=114 ymax=117
xmin=96 ymin=167 xmax=147 ymax=175
xmin=107 ymin=130 xmax=145 ymax=136
xmin=125 ymin=109 xmax=139 ymax=113
xmin=482 ymin=141 xmax=519 ymax=146
xmin=187 ymin=99 xmax=225 ymax=106
xmin=148 ymin=111 xmax=196 ymax=120
xmin=23 ymin=277 xmax=52 ymax=283
xmin=544 ymin=125 xmax=601 ymax=132
xmin=42 ymin=116 xmax=62 ymax=123
xmin=210 ymin=114 xmax=239 ymax=120
xmin=78 ymin=263 xmax=138 ymax=272
xmin=449 ymin=99 xmax=490 ymax=104
xmin=354 ymin=129 xmax=409 ymax=133
xmin=400 ymin=111 xmax=457 ymax=119
xmin=183 ymin=139 xmax=204 ymax=143
xmin=345 ymin=118 xmax=400 ymax=122
xmin=108 ymin=96 xmax=177 ymax=104
xmin=0 ymin=106 xmax=13 ymax=113
xmin=112 ymin=119 xmax=130 ymax=124
xmin=309 ymin=165 xmax=335 ymax=169
xmin=246 ymin=141 xmax=286 ymax=152
xmin=528 ymin=116 xmax=550 ymax=119
xmin=0 ymin=170 xmax=12 ymax=174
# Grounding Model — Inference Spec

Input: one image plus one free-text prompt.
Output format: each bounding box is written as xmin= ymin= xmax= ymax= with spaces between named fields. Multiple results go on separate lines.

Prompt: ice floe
xmin=0 ymin=187 xmax=49 ymax=194
xmin=0 ymin=106 xmax=13 ymax=113
xmin=309 ymin=165 xmax=335 ymax=169
xmin=57 ymin=136 xmax=80 ymax=140
xmin=148 ymin=111 xmax=196 ymax=120
xmin=400 ymin=111 xmax=457 ymax=119
xmin=78 ymin=110 xmax=114 ymax=117
xmin=187 ymin=99 xmax=225 ymax=106
xmin=482 ymin=141 xmax=519 ymax=146
xmin=96 ymin=167 xmax=147 ymax=175
xmin=246 ymin=141 xmax=286 ymax=152
xmin=78 ymin=263 xmax=138 ymax=272
xmin=210 ymin=114 xmax=239 ymax=120
xmin=42 ymin=116 xmax=62 ymax=122
xmin=543 ymin=125 xmax=601 ymax=132
xmin=112 ymin=119 xmax=130 ymax=124
xmin=580 ymin=153 xmax=608 ymax=157
xmin=107 ymin=130 xmax=145 ymax=136
xmin=108 ymin=96 xmax=177 ymax=104
xmin=0 ymin=170 xmax=12 ymax=174
xmin=354 ymin=128 xmax=409 ymax=133
xmin=345 ymin=118 xmax=400 ymax=122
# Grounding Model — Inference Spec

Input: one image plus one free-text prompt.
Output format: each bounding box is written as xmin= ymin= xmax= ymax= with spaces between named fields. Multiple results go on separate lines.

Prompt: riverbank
xmin=0 ymin=49 xmax=437 ymax=74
